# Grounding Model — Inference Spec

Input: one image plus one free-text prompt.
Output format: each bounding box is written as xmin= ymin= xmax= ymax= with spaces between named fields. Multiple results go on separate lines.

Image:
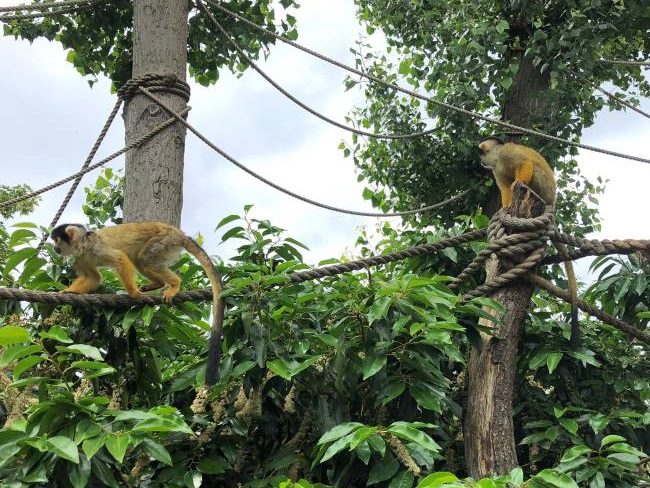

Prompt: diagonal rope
xmin=35 ymin=98 xmax=123 ymax=250
xmin=137 ymin=85 xmax=468 ymax=217
xmin=197 ymin=0 xmax=438 ymax=140
xmin=206 ymin=0 xmax=650 ymax=165
xmin=0 ymin=0 xmax=109 ymax=21
xmin=594 ymin=86 xmax=650 ymax=120
xmin=0 ymin=107 xmax=190 ymax=211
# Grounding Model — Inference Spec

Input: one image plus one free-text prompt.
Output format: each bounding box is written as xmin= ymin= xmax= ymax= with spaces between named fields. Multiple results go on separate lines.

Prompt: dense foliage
xmin=343 ymin=0 xmax=648 ymax=228
xmin=0 ymin=171 xmax=648 ymax=487
xmin=2 ymin=0 xmax=299 ymax=89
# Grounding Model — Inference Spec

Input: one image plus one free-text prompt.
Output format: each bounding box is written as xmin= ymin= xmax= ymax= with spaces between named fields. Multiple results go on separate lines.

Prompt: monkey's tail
xmin=555 ymin=241 xmax=580 ymax=347
xmin=181 ymin=235 xmax=224 ymax=386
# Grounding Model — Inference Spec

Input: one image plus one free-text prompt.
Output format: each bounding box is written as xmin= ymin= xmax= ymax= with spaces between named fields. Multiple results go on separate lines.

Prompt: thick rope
xmin=0 ymin=228 xmax=485 ymax=305
xmin=197 ymin=0 xmax=438 ymax=141
xmin=0 ymin=0 xmax=99 ymax=12
xmin=542 ymin=233 xmax=650 ymax=265
xmin=0 ymin=107 xmax=191 ymax=210
xmin=137 ymin=85 xmax=468 ymax=217
xmin=599 ymin=58 xmax=650 ymax=68
xmin=0 ymin=0 xmax=108 ymax=21
xmin=525 ymin=272 xmax=650 ymax=344
xmin=206 ymin=0 xmax=650 ymax=165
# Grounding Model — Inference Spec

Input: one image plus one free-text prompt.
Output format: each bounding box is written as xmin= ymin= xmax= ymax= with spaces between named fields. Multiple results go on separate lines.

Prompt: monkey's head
xmin=478 ymin=137 xmax=505 ymax=170
xmin=50 ymin=224 xmax=87 ymax=255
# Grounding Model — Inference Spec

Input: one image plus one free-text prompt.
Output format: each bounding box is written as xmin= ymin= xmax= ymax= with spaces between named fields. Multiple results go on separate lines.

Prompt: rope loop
xmin=117 ymin=74 xmax=191 ymax=103
xmin=451 ymin=206 xmax=551 ymax=296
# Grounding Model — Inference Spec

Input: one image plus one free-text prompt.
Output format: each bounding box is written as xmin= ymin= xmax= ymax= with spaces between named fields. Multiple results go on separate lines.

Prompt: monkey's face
xmin=50 ymin=224 xmax=86 ymax=255
xmin=478 ymin=138 xmax=503 ymax=170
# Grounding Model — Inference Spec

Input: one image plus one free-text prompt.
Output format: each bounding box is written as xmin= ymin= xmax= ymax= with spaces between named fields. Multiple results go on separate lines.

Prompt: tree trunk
xmin=123 ymin=0 xmax=189 ymax=225
xmin=463 ymin=184 xmax=546 ymax=478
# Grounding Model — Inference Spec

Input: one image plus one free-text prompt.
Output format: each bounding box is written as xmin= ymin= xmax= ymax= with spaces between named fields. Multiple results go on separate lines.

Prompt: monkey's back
xmin=97 ymin=222 xmax=185 ymax=264
xmin=503 ymin=143 xmax=556 ymax=205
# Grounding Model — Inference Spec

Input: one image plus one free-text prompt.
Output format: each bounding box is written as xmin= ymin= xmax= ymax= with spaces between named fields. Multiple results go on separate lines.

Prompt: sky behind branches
xmin=1 ymin=0 xmax=649 ymax=283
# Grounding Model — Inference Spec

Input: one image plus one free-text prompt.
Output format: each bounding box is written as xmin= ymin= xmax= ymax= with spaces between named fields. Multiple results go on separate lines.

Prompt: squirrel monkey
xmin=478 ymin=137 xmax=580 ymax=346
xmin=50 ymin=222 xmax=224 ymax=385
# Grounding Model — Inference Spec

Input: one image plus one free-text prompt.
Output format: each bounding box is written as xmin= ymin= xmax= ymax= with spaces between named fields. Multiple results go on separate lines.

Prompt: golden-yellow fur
xmin=51 ymin=221 xmax=225 ymax=384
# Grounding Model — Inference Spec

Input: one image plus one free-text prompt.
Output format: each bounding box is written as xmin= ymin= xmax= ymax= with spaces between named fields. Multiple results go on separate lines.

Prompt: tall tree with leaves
xmin=347 ymin=0 xmax=649 ymax=478
xmin=347 ymin=0 xmax=647 ymax=231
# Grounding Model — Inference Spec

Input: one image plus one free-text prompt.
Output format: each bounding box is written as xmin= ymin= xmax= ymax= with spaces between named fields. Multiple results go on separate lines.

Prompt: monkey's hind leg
xmin=136 ymin=236 xmax=182 ymax=304
xmin=112 ymin=252 xmax=143 ymax=299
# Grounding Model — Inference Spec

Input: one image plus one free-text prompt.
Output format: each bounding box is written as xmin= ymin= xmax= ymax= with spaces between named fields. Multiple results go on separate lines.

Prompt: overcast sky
xmin=1 ymin=0 xmax=649 ymax=283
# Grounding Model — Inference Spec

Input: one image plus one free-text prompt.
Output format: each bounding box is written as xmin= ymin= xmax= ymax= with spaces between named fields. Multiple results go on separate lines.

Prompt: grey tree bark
xmin=123 ymin=0 xmax=189 ymax=225
xmin=463 ymin=184 xmax=546 ymax=478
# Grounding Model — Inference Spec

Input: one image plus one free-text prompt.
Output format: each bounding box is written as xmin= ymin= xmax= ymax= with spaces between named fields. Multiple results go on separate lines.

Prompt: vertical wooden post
xmin=123 ymin=0 xmax=189 ymax=225
xmin=463 ymin=183 xmax=546 ymax=478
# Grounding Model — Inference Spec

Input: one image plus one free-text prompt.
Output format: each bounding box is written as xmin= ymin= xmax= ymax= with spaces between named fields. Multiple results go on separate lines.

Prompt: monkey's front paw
xmin=61 ymin=288 xmax=80 ymax=294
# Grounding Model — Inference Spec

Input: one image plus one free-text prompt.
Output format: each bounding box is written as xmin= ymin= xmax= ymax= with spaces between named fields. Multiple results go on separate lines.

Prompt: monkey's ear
xmin=65 ymin=225 xmax=85 ymax=242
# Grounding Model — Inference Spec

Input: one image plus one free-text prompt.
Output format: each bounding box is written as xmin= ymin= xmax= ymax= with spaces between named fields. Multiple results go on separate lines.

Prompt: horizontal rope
xmin=594 ymin=86 xmax=650 ymax=120
xmin=0 ymin=107 xmax=190 ymax=210
xmin=0 ymin=0 xmax=108 ymax=21
xmin=0 ymin=0 xmax=98 ymax=12
xmin=198 ymin=1 xmax=438 ymax=141
xmin=542 ymin=234 xmax=650 ymax=265
xmin=0 ymin=228 xmax=486 ymax=305
xmin=138 ymin=85 xmax=468 ymax=217
xmin=207 ymin=0 xmax=650 ymax=165
xmin=599 ymin=58 xmax=650 ymax=68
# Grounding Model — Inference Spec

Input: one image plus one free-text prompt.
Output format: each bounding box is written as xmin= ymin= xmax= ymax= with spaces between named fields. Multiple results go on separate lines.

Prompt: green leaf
xmin=69 ymin=454 xmax=91 ymax=488
xmin=389 ymin=470 xmax=414 ymax=488
xmin=0 ymin=344 xmax=42 ymax=367
xmin=216 ymin=214 xmax=241 ymax=229
xmin=318 ymin=422 xmax=364 ymax=445
xmin=82 ymin=433 xmax=106 ymax=459
xmin=132 ymin=417 xmax=193 ymax=434
xmin=368 ymin=456 xmax=399 ymax=485
xmin=0 ymin=326 xmax=30 ymax=345
xmin=267 ymin=358 xmax=292 ymax=380
xmin=349 ymin=426 xmax=377 ymax=450
xmin=560 ymin=445 xmax=592 ymax=462
xmin=197 ymin=456 xmax=228 ymax=474
xmin=184 ymin=471 xmax=202 ymax=488
xmin=47 ymin=436 xmax=79 ymax=464
xmin=142 ymin=438 xmax=172 ymax=466
xmin=417 ymin=471 xmax=459 ymax=488
xmin=558 ymin=417 xmax=578 ymax=435
xmin=368 ymin=296 xmax=391 ymax=324
xmin=13 ymin=355 xmax=46 ymax=378
xmin=105 ymin=433 xmax=129 ymax=463
xmin=533 ymin=469 xmax=579 ymax=488
xmin=477 ymin=479 xmax=497 ymax=488
xmin=589 ymin=472 xmax=605 ymax=488
xmin=509 ymin=467 xmax=524 ymax=485
xmin=39 ymin=326 xmax=73 ymax=343
xmin=3 ymin=247 xmax=36 ymax=276
xmin=58 ymin=344 xmax=103 ymax=361
xmin=546 ymin=352 xmax=563 ymax=374
xmin=362 ymin=353 xmax=386 ymax=380
xmin=387 ymin=422 xmax=440 ymax=453
xmin=320 ymin=431 xmax=357 ymax=463
xmin=75 ymin=420 xmax=102 ymax=443
xmin=600 ymin=435 xmax=626 ymax=447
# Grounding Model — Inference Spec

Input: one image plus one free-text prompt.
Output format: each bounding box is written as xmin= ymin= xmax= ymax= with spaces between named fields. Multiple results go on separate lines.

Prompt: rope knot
xmin=450 ymin=205 xmax=553 ymax=301
xmin=117 ymin=73 xmax=191 ymax=102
